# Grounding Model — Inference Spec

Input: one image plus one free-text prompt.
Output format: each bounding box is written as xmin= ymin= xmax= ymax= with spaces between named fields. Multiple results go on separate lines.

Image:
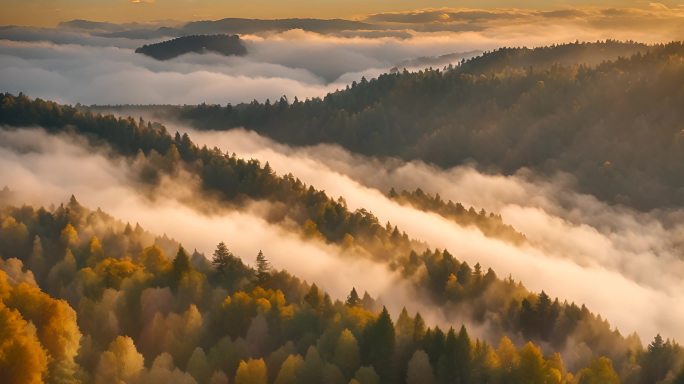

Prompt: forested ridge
xmin=387 ymin=188 xmax=526 ymax=244
xmin=135 ymin=34 xmax=247 ymax=61
xmin=165 ymin=40 xmax=684 ymax=210
xmin=2 ymin=93 xmax=684 ymax=383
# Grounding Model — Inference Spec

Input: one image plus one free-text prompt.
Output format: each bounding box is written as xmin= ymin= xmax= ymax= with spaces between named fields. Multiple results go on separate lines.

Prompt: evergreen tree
xmin=437 ymin=328 xmax=458 ymax=383
xmin=172 ymin=246 xmax=191 ymax=282
xmin=454 ymin=325 xmax=472 ymax=384
xmin=639 ymin=334 xmax=680 ymax=384
xmin=304 ymin=284 xmax=322 ymax=310
xmin=362 ymin=307 xmax=395 ymax=382
xmin=212 ymin=241 xmax=233 ymax=272
xmin=413 ymin=312 xmax=426 ymax=344
xmin=256 ymin=250 xmax=271 ymax=283
xmin=346 ymin=287 xmax=361 ymax=307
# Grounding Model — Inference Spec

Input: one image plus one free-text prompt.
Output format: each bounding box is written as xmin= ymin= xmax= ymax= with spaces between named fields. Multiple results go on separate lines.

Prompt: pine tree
xmin=212 ymin=242 xmax=233 ymax=272
xmin=437 ymin=328 xmax=458 ymax=383
xmin=361 ymin=307 xmax=395 ymax=382
xmin=454 ymin=325 xmax=472 ymax=384
xmin=346 ymin=287 xmax=361 ymax=307
xmin=173 ymin=246 xmax=191 ymax=282
xmin=413 ymin=312 xmax=426 ymax=343
xmin=305 ymin=284 xmax=321 ymax=309
xmin=256 ymin=250 xmax=270 ymax=283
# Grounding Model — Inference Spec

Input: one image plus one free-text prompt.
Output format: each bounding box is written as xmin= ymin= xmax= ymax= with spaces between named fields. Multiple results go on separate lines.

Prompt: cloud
xmin=649 ymin=2 xmax=671 ymax=11
xmin=2 ymin=6 xmax=684 ymax=105
xmin=0 ymin=30 xmax=487 ymax=104
xmin=0 ymin=127 xmax=451 ymax=328
xmin=4 ymin=119 xmax=684 ymax=350
xmin=170 ymin=126 xmax=684 ymax=344
xmin=0 ymin=40 xmax=332 ymax=105
xmin=365 ymin=9 xmax=525 ymax=24
xmin=0 ymin=26 xmax=146 ymax=48
xmin=363 ymin=6 xmax=684 ymax=36
xmin=537 ymin=9 xmax=588 ymax=18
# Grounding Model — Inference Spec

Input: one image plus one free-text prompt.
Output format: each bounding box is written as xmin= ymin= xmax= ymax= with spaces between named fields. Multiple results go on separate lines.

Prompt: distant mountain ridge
xmin=135 ymin=34 xmax=247 ymax=60
xmin=182 ymin=17 xmax=376 ymax=35
xmin=58 ymin=17 xmax=385 ymax=40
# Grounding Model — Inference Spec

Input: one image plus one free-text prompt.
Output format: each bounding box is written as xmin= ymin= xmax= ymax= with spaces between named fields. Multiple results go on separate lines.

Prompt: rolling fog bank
xmin=171 ymin=126 xmax=684 ymax=344
xmin=0 ymin=127 xmax=455 ymax=328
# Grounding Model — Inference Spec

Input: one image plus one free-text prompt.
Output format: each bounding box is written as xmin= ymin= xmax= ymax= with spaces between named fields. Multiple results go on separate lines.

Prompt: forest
xmin=2 ymin=93 xmax=684 ymax=383
xmin=387 ymin=188 xmax=526 ymax=245
xmin=135 ymin=35 xmax=247 ymax=61
xmin=159 ymin=40 xmax=684 ymax=210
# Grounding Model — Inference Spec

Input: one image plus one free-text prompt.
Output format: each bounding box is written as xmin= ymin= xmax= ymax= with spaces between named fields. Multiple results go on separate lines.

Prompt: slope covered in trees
xmin=2 ymin=93 xmax=684 ymax=382
xmin=1 ymin=197 xmax=682 ymax=384
xmin=170 ymin=40 xmax=684 ymax=210
xmin=135 ymin=34 xmax=247 ymax=60
xmin=388 ymin=188 xmax=526 ymax=244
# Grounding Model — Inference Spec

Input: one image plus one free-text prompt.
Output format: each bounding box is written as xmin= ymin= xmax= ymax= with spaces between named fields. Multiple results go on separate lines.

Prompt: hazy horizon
xmin=5 ymin=1 xmax=684 ymax=27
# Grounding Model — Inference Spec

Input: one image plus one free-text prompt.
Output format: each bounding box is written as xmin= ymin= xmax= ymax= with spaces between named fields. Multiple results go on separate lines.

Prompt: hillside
xmin=2 ymin=93 xmax=684 ymax=383
xmin=388 ymin=188 xmax=526 ymax=245
xmin=0 ymin=196 xmax=622 ymax=384
xmin=168 ymin=40 xmax=684 ymax=210
xmin=135 ymin=34 xmax=247 ymax=60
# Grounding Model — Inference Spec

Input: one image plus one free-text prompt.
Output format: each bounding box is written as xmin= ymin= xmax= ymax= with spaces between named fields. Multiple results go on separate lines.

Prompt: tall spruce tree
xmin=256 ymin=250 xmax=270 ymax=283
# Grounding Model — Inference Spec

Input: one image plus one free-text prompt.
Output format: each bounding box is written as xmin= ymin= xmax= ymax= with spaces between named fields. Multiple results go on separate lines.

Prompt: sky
xmin=3 ymin=0 xmax=684 ymax=26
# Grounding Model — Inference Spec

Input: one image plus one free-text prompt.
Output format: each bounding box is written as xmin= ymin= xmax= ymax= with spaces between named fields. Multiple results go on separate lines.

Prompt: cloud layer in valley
xmin=171 ymin=126 xmax=684 ymax=344
xmin=0 ymin=127 xmax=454 ymax=329
xmin=2 ymin=5 xmax=684 ymax=105
xmin=3 ymin=120 xmax=684 ymax=346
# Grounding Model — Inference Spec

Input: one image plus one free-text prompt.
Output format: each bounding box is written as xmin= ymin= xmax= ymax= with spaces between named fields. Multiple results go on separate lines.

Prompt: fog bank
xmin=0 ymin=127 xmax=451 ymax=327
xmin=3 ymin=4 xmax=684 ymax=105
xmin=176 ymin=127 xmax=684 ymax=343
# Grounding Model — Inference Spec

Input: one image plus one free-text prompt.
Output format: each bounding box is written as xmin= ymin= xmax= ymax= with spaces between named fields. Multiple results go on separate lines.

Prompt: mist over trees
xmin=1 ymin=196 xmax=682 ymax=384
xmin=168 ymin=40 xmax=684 ymax=210
xmin=2 ymin=93 xmax=684 ymax=382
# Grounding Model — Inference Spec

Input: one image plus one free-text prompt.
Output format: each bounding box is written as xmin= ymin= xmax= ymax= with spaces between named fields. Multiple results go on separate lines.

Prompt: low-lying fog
xmin=0 ymin=127 xmax=454 ymax=329
xmin=172 ymin=126 xmax=684 ymax=344
xmin=3 ymin=4 xmax=684 ymax=105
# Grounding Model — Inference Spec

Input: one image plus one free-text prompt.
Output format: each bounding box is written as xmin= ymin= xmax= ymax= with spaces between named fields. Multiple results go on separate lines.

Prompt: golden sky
xmin=3 ymin=0 xmax=683 ymax=27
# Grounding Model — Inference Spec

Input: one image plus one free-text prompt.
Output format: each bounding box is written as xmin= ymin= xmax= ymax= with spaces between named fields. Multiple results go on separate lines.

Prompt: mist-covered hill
xmin=135 ymin=34 xmax=247 ymax=60
xmin=2 ymin=93 xmax=684 ymax=383
xmin=0 ymin=196 xmax=622 ymax=384
xmin=167 ymin=40 xmax=684 ymax=210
